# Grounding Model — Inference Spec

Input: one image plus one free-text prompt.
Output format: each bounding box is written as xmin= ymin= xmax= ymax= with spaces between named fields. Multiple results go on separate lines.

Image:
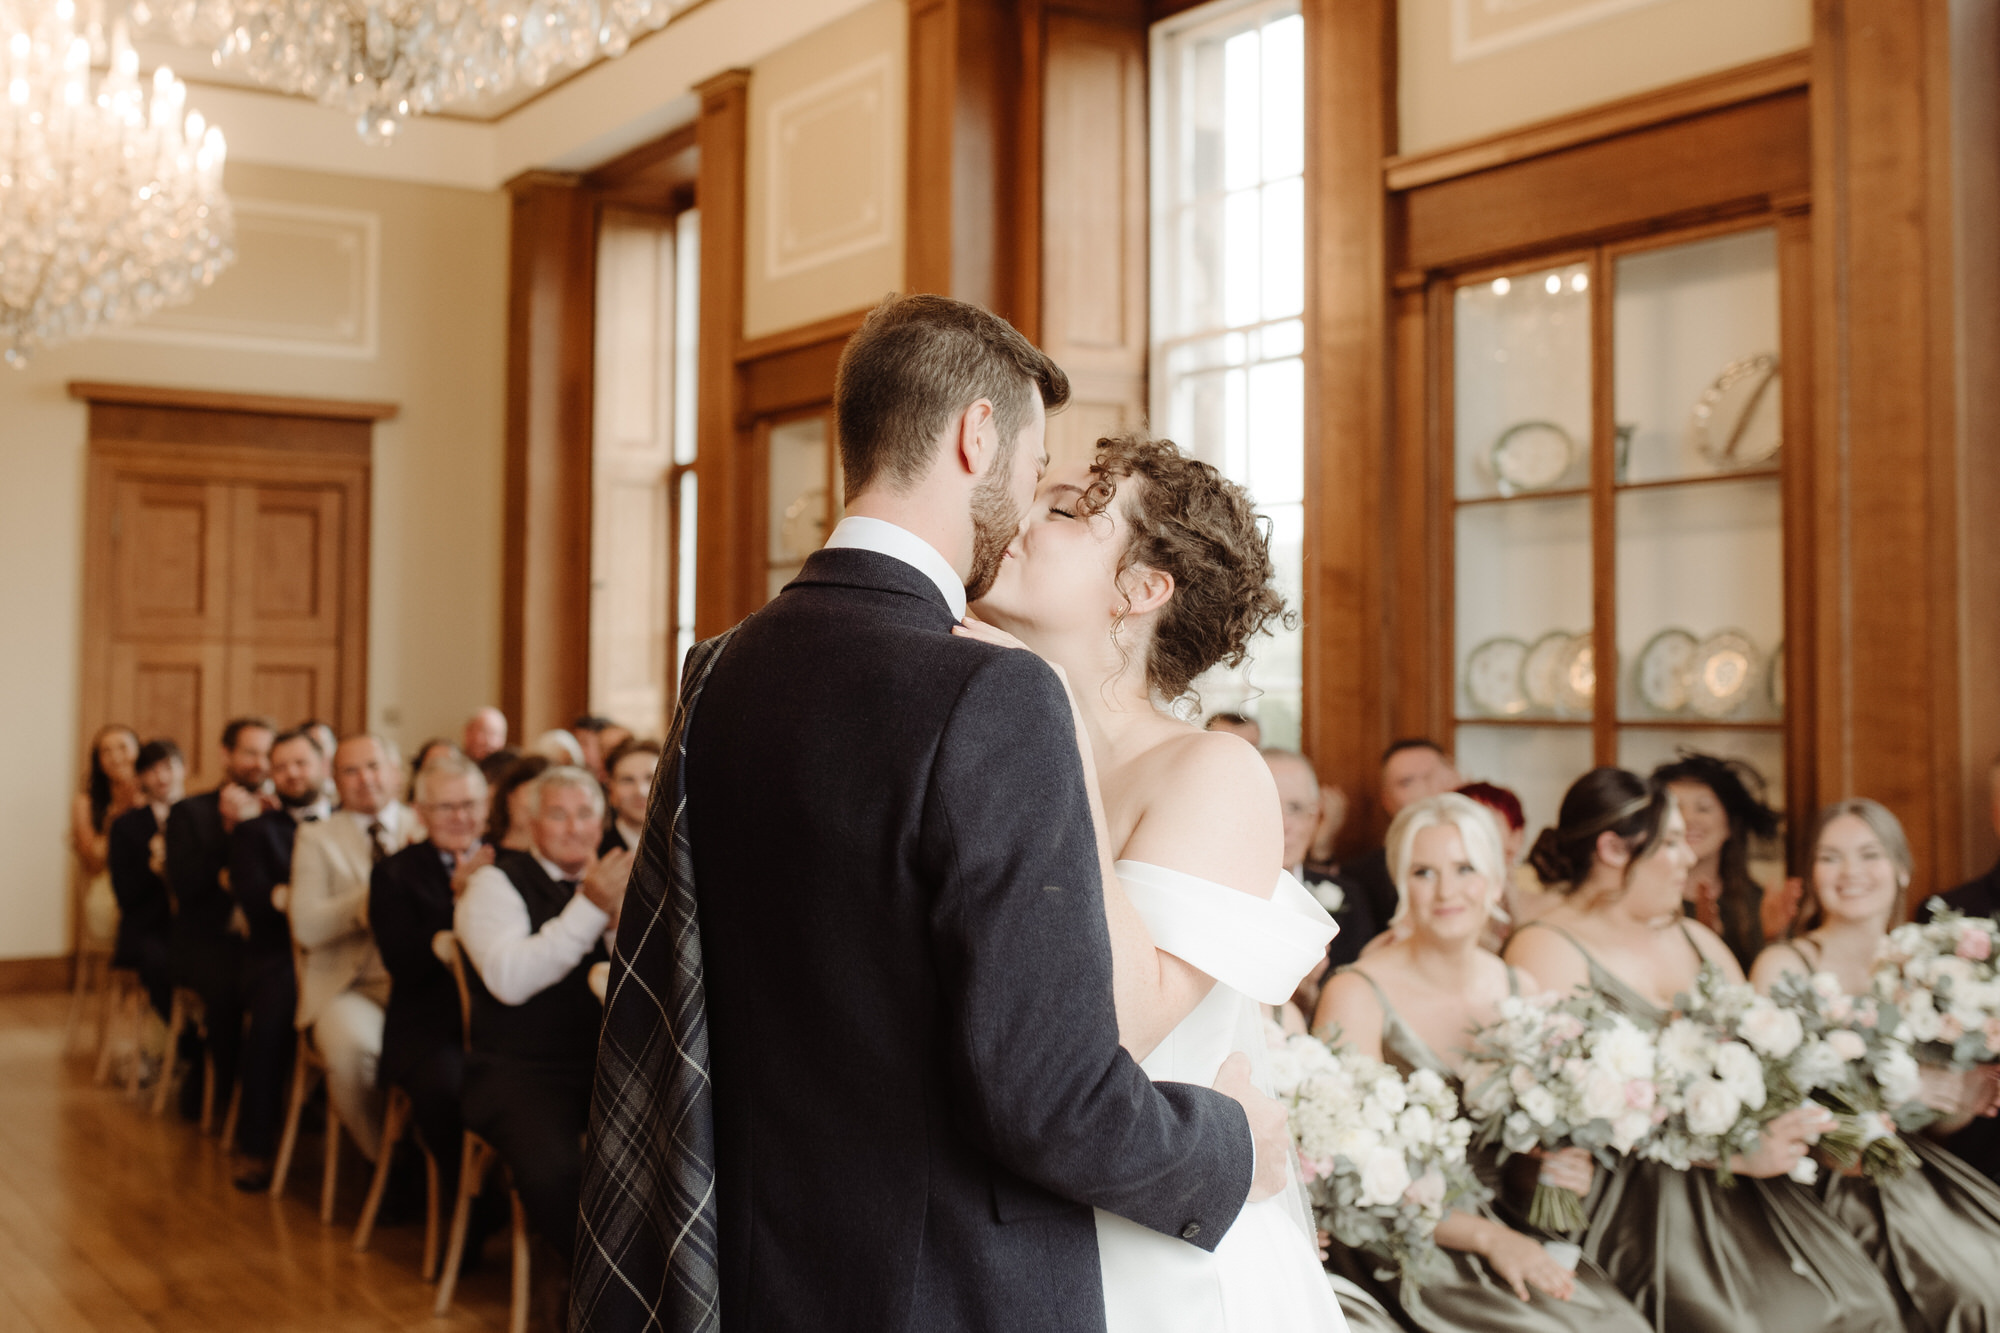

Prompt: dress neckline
xmin=1342 ymin=964 xmax=1518 ymax=1082
xmin=1513 ymin=919 xmax=1708 ymax=1024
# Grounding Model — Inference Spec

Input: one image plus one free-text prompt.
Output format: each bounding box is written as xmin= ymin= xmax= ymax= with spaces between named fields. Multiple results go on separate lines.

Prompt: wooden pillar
xmin=1301 ymin=0 xmax=1395 ymax=851
xmin=501 ymin=172 xmax=597 ymax=740
xmin=692 ymin=70 xmax=754 ymax=639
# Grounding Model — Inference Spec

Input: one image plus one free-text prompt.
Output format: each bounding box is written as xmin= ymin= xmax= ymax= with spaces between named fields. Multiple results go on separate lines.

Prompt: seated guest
xmin=290 ymin=734 xmax=417 ymax=1160
xmin=568 ymin=715 xmax=617 ymax=782
xmin=72 ymin=725 xmax=142 ymax=943
xmin=599 ymin=738 xmax=661 ymax=856
xmin=1652 ymin=751 xmax=1781 ymax=973
xmin=1264 ymin=749 xmax=1375 ymax=1002
xmin=462 ymin=707 xmax=509 ymax=764
xmin=486 ymin=755 xmax=551 ymax=854
xmin=165 ymin=716 xmax=276 ymax=1119
xmin=404 ymin=738 xmax=457 ymax=806
xmin=372 ymin=750 xmax=489 ymax=1211
xmin=227 ymin=729 xmax=331 ymax=1189
xmin=1202 ymin=711 xmax=1261 ymax=747
xmin=531 ymin=728 xmax=587 ymax=767
xmin=1339 ymin=738 xmax=1461 ymax=949
xmin=1457 ymin=779 xmax=1554 ymax=937
xmin=455 ymin=766 xmax=631 ymax=1290
xmin=107 ymin=739 xmax=186 ymax=1022
xmin=298 ymin=721 xmax=339 ymax=801
xmin=477 ymin=745 xmax=523 ymax=790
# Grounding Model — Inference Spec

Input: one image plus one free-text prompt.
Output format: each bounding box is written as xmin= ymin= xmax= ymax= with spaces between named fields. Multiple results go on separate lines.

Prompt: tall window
xmin=1151 ymin=0 xmax=1305 ymax=747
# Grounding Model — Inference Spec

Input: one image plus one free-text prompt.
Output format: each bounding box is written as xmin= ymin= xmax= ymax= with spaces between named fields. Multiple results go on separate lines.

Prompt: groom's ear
xmin=1119 ymin=565 xmax=1174 ymax=618
xmin=951 ymin=398 xmax=998 ymax=478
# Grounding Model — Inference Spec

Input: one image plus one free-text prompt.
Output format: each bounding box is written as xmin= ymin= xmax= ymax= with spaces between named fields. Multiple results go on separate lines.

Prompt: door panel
xmin=229 ymin=642 xmax=340 ymax=730
xmin=232 ymin=485 xmax=343 ymax=643
xmin=113 ymin=480 xmax=231 ymax=641
xmin=109 ymin=640 xmax=228 ymax=789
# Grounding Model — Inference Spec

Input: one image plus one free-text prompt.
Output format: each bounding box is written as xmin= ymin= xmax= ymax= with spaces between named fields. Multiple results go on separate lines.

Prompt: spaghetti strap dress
xmin=1509 ymin=920 xmax=1902 ymax=1333
xmin=1319 ymin=967 xmax=1652 ymax=1333
xmin=1783 ymin=938 xmax=2000 ymax=1331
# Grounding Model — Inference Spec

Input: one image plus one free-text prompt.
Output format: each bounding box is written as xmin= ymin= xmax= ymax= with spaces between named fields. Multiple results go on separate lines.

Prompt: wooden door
xmin=78 ymin=386 xmax=385 ymax=792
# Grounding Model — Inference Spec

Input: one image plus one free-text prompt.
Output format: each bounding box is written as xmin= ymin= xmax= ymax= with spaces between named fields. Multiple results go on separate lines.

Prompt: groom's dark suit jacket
xmin=685 ymin=547 xmax=1253 ymax=1332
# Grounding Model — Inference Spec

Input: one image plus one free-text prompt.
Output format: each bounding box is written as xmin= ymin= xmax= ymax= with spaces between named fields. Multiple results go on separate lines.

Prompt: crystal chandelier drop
xmin=152 ymin=0 xmax=696 ymax=145
xmin=0 ymin=1 xmax=231 ymax=367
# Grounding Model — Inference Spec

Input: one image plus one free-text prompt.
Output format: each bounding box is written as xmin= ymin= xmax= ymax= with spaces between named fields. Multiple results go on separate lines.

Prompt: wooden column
xmin=1301 ymin=0 xmax=1395 ymax=851
xmin=501 ymin=171 xmax=597 ymax=740
xmin=692 ymin=70 xmax=754 ymax=639
xmin=1810 ymin=0 xmax=1973 ymax=888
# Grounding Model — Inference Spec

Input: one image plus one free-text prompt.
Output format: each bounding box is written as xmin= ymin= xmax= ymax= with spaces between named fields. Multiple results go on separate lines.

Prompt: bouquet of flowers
xmin=1766 ymin=968 xmax=1930 ymax=1179
xmin=1461 ymin=991 xmax=1659 ymax=1235
xmin=1268 ymin=1029 xmax=1487 ymax=1298
xmin=1873 ymin=904 xmax=2000 ymax=1069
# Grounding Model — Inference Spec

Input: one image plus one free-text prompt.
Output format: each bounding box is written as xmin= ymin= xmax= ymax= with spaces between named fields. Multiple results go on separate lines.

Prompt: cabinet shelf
xmin=1615 ymin=467 xmax=1780 ymax=495
xmin=1454 ymin=716 xmax=1592 ymax=728
xmin=1455 ymin=485 xmax=1589 ymax=509
xmin=1617 ymin=717 xmax=1784 ymax=731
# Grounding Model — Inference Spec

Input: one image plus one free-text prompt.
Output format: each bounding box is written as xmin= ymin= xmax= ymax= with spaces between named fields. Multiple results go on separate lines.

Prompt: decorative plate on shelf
xmin=1465 ymin=637 xmax=1531 ymax=717
xmin=1491 ymin=421 xmax=1575 ymax=494
xmin=1554 ymin=634 xmax=1596 ymax=716
xmin=1635 ymin=628 xmax=1699 ymax=714
xmin=1687 ymin=630 xmax=1760 ymax=718
xmin=1523 ymin=631 xmax=1573 ymax=712
xmin=1768 ymin=641 xmax=1786 ymax=711
xmin=1691 ymin=353 xmax=1782 ymax=469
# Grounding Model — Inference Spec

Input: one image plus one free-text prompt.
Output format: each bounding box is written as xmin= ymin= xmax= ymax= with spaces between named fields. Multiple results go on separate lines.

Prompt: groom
xmin=574 ymin=294 xmax=1287 ymax=1332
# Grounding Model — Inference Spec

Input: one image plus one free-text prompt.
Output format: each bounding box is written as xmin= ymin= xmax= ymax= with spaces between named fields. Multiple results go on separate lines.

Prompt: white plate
xmin=1691 ymin=353 xmax=1781 ymax=469
xmin=1554 ymin=634 xmax=1595 ymax=717
xmin=1523 ymin=631 xmax=1572 ymax=711
xmin=1492 ymin=421 xmax=1575 ymax=494
xmin=1635 ymin=627 xmax=1699 ymax=714
xmin=1465 ymin=637 xmax=1531 ymax=717
xmin=1688 ymin=630 xmax=1760 ymax=718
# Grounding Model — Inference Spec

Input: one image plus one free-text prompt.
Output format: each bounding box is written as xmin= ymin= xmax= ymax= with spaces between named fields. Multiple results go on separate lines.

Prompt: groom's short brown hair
xmin=835 ymin=294 xmax=1070 ymax=501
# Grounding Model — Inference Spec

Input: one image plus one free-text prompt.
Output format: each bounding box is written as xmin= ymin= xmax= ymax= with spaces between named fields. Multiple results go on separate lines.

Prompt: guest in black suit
xmin=457 ymin=767 xmax=631 ymax=1289
xmin=107 ymin=739 xmax=186 ymax=1022
xmin=597 ymin=738 xmax=659 ymax=857
xmin=589 ymin=295 xmax=1275 ymax=1333
xmin=1919 ymin=756 xmax=2000 ymax=1184
xmin=1338 ymin=738 xmax=1461 ymax=948
xmin=372 ymin=747 xmax=486 ymax=1205
xmin=225 ymin=728 xmax=330 ymax=1188
xmin=1264 ymin=749 xmax=1375 ymax=1011
xmin=163 ymin=716 xmax=275 ymax=1119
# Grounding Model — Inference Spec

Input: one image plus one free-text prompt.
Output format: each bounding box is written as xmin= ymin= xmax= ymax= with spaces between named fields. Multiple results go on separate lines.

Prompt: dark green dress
xmin=1322 ymin=967 xmax=1652 ymax=1333
xmin=1782 ymin=941 xmax=2000 ymax=1331
xmin=1513 ymin=921 xmax=1903 ymax=1333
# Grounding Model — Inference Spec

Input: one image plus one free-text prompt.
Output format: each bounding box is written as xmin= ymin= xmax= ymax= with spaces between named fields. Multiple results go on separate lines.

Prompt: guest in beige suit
xmin=289 ymin=734 xmax=416 ymax=1159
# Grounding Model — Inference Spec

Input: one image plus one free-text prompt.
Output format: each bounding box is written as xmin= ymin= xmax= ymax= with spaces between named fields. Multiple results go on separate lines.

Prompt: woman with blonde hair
xmin=1314 ymin=793 xmax=1650 ymax=1332
xmin=1750 ymin=798 xmax=2000 ymax=1330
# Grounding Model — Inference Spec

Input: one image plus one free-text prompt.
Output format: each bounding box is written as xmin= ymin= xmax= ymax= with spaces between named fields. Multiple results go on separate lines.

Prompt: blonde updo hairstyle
xmin=1384 ymin=792 xmax=1511 ymax=928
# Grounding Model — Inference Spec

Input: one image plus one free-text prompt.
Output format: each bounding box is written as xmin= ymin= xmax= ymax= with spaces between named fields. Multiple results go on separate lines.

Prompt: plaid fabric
xmin=572 ymin=628 xmax=738 ymax=1333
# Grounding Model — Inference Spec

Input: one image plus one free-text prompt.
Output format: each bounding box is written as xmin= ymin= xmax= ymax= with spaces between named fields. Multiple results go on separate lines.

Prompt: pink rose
xmin=1828 ymin=996 xmax=1856 ymax=1024
xmin=1958 ymin=929 xmax=1993 ymax=962
xmin=1403 ymin=1167 xmax=1446 ymax=1211
xmin=1981 ymin=1017 xmax=2000 ymax=1052
xmin=1940 ymin=1013 xmax=1967 ymax=1042
xmin=1624 ymin=1079 xmax=1657 ymax=1110
xmin=1857 ymin=1007 xmax=1879 ymax=1028
xmin=1297 ymin=1151 xmax=1324 ymax=1184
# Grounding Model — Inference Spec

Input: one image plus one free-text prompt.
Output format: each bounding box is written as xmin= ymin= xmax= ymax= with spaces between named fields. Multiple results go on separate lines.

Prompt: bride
xmin=962 ymin=432 xmax=1348 ymax=1332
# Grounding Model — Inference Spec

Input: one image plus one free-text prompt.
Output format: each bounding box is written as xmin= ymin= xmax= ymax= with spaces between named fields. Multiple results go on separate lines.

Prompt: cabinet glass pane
xmin=1614 ymin=229 xmax=1780 ymax=485
xmin=1454 ymin=262 xmax=1592 ymax=501
xmin=766 ymin=414 xmax=837 ymax=605
xmin=1456 ymin=495 xmax=1591 ymax=720
xmin=1615 ymin=476 xmax=1783 ymax=722
xmin=1456 ymin=723 xmax=1595 ymax=839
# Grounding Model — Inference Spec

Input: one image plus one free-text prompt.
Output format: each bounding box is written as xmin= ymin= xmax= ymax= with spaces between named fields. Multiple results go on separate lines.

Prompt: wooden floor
xmin=0 ymin=992 xmax=516 ymax=1331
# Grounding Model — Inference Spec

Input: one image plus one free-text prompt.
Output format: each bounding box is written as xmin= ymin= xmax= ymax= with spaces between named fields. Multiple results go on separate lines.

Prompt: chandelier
xmin=0 ymin=1 xmax=231 ymax=367
xmin=151 ymin=0 xmax=697 ymax=145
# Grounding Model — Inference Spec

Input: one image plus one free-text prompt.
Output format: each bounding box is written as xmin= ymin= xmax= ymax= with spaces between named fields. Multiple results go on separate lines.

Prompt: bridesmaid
xmin=1750 ymin=798 xmax=2000 ymax=1332
xmin=1504 ymin=768 xmax=1901 ymax=1333
xmin=1315 ymin=792 xmax=1651 ymax=1333
xmin=70 ymin=724 xmax=142 ymax=943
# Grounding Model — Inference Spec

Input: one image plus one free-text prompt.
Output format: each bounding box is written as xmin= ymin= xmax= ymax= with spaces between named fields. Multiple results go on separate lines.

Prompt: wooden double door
xmin=78 ymin=387 xmax=382 ymax=790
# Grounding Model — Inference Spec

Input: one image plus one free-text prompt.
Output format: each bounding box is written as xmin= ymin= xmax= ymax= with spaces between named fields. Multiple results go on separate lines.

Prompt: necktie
xmin=368 ymin=819 xmax=389 ymax=864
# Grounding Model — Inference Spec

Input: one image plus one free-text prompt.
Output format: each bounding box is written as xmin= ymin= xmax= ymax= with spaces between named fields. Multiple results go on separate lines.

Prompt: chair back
xmin=437 ymin=931 xmax=474 ymax=1052
xmin=273 ymin=884 xmax=309 ymax=993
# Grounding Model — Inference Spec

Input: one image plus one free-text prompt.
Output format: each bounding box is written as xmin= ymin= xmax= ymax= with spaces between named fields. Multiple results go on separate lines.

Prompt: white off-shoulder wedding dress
xmin=1096 ymin=860 xmax=1349 ymax=1333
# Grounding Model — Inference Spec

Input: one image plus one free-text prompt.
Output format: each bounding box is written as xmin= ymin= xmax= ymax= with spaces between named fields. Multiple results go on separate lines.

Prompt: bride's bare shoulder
xmin=1117 ymin=727 xmax=1281 ymax=896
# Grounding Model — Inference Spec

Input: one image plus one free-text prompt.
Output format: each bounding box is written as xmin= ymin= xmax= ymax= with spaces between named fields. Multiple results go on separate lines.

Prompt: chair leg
xmin=353 ymin=1088 xmax=409 ymax=1252
xmin=93 ymin=972 xmax=123 ymax=1085
xmin=270 ymin=1047 xmax=314 ymax=1199
xmin=219 ymin=1079 xmax=241 ymax=1148
xmin=509 ymin=1189 xmax=531 ymax=1333
xmin=420 ymin=1145 xmax=441 ymax=1282
xmin=61 ymin=951 xmax=93 ymax=1054
xmin=320 ymin=1106 xmax=342 ymax=1224
xmin=433 ymin=1136 xmax=492 ymax=1317
xmin=199 ymin=1050 xmax=217 ymax=1135
xmin=92 ymin=959 xmax=114 ymax=1064
xmin=151 ymin=992 xmax=186 ymax=1117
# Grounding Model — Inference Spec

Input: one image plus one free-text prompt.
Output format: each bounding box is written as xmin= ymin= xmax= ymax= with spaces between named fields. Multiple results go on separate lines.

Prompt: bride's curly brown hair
xmin=1075 ymin=432 xmax=1293 ymax=702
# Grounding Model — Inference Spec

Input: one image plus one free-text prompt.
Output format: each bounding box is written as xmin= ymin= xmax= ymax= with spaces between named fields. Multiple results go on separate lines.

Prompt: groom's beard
xmin=963 ymin=443 xmax=1020 ymax=603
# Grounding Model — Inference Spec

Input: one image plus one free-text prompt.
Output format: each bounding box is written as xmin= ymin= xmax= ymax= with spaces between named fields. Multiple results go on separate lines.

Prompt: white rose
xmin=1509 ymin=1065 xmax=1536 ymax=1096
xmin=1906 ymin=1004 xmax=1944 ymax=1043
xmin=1826 ymin=1030 xmax=1869 ymax=1062
xmin=1373 ymin=1075 xmax=1409 ymax=1115
xmin=1396 ymin=1104 xmax=1436 ymax=1146
xmin=1876 ymin=1049 xmax=1922 ymax=1106
xmin=1331 ymin=1123 xmax=1382 ymax=1161
xmin=1791 ymin=1039 xmax=1846 ymax=1091
xmin=1933 ymin=956 xmax=1976 ymax=991
xmin=1361 ymin=1100 xmax=1395 ymax=1133
xmin=1358 ymin=1147 xmax=1413 ymax=1207
xmin=1684 ymin=1078 xmax=1744 ymax=1137
xmin=1740 ymin=1001 xmax=1806 ymax=1060
xmin=1612 ymin=1110 xmax=1653 ymax=1152
xmin=1408 ymin=1067 xmax=1448 ymax=1103
xmin=1712 ymin=1042 xmax=1768 ymax=1111
xmin=1595 ymin=1021 xmax=1658 ymax=1081
xmin=1505 ymin=1111 xmax=1533 ymax=1142
xmin=1579 ymin=1067 xmax=1629 ymax=1122
xmin=1658 ymin=1019 xmax=1715 ymax=1080
xmin=1811 ymin=971 xmax=1846 ymax=1004
xmin=1520 ymin=1085 xmax=1559 ymax=1126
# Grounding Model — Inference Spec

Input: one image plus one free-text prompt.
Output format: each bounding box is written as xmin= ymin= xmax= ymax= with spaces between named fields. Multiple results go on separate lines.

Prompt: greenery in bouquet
xmin=1268 ymin=1029 xmax=1488 ymax=1301
xmin=1461 ymin=991 xmax=1658 ymax=1236
xmin=1765 ymin=968 xmax=1930 ymax=1180
xmin=1873 ymin=904 xmax=2000 ymax=1070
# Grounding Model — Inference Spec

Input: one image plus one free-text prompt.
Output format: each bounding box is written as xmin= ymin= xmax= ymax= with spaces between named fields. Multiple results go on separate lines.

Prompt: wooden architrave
xmin=691 ymin=69 xmax=753 ymax=639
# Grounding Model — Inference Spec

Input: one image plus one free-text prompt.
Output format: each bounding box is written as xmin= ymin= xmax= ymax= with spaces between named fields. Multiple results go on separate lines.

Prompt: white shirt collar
xmin=289 ymin=797 xmax=332 ymax=824
xmin=822 ymin=515 xmax=967 ymax=619
xmin=346 ymin=800 xmax=403 ymax=830
xmin=533 ymin=850 xmax=587 ymax=884
xmin=617 ymin=818 xmax=644 ymax=847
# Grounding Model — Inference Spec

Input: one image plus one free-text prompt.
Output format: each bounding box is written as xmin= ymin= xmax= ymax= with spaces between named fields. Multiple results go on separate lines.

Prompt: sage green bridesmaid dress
xmin=1511 ymin=922 xmax=1902 ymax=1333
xmin=1321 ymin=968 xmax=1652 ymax=1333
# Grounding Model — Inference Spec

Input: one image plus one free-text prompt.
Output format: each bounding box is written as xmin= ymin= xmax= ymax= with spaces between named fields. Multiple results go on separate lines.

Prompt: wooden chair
xmin=270 ymin=928 xmax=367 ymax=1223
xmin=351 ymin=1083 xmax=442 ymax=1278
xmin=433 ymin=931 xmax=531 ymax=1333
xmin=154 ymin=986 xmax=223 ymax=1125
xmin=93 ymin=965 xmax=146 ymax=1094
xmin=63 ymin=938 xmax=116 ymax=1059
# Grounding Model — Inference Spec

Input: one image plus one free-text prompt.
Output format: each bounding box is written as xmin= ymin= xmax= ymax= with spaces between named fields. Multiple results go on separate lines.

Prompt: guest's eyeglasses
xmin=424 ymin=800 xmax=482 ymax=818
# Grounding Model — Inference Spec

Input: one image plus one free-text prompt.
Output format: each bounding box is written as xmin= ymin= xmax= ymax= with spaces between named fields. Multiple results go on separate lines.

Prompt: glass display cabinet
xmin=1442 ymin=223 xmax=1794 ymax=835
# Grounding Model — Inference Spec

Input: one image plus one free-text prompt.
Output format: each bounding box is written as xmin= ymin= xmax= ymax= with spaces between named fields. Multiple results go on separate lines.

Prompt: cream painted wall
xmin=0 ymin=160 xmax=507 ymax=961
xmin=742 ymin=0 xmax=906 ymax=340
xmin=1399 ymin=0 xmax=1811 ymax=154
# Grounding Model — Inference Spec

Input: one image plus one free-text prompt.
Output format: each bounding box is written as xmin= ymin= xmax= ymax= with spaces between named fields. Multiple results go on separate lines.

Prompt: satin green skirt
xmin=1821 ymin=1136 xmax=2000 ymax=1333
xmin=1585 ymin=1159 xmax=1902 ymax=1333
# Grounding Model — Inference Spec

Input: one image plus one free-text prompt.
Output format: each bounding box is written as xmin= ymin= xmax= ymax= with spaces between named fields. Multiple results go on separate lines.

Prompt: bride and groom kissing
xmin=573 ymin=294 xmax=1346 ymax=1333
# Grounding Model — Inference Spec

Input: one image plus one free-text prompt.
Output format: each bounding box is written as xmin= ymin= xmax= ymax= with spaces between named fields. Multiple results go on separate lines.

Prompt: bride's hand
xmin=1481 ymin=1227 xmax=1576 ymax=1302
xmin=953 ymin=615 xmax=1033 ymax=654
